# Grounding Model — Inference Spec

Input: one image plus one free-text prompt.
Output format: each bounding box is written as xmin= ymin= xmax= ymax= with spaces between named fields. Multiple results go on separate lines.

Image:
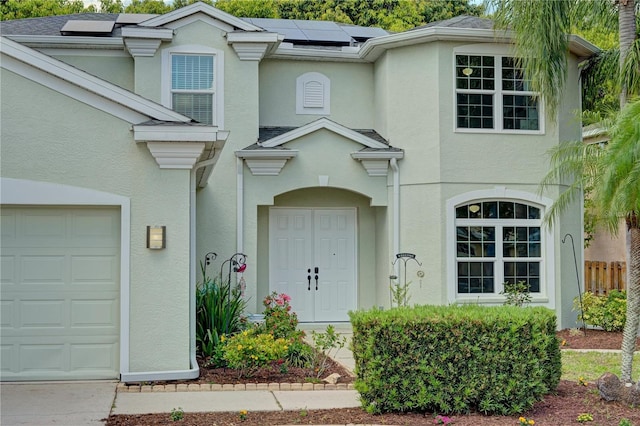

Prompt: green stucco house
xmin=0 ymin=2 xmax=597 ymax=382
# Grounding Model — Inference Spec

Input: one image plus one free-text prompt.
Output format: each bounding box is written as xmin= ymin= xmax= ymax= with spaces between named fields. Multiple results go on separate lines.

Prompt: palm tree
xmin=488 ymin=0 xmax=639 ymax=384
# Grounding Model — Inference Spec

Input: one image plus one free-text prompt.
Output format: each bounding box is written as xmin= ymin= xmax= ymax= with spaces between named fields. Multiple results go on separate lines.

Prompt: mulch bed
xmin=107 ymin=329 xmax=640 ymax=426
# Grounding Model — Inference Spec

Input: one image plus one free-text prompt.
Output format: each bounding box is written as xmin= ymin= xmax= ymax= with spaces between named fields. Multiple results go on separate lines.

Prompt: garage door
xmin=1 ymin=206 xmax=120 ymax=381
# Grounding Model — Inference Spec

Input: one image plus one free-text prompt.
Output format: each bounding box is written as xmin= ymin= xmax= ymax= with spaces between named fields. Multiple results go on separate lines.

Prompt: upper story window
xmin=162 ymin=46 xmax=224 ymax=127
xmin=171 ymin=54 xmax=215 ymax=125
xmin=296 ymin=72 xmax=330 ymax=115
xmin=455 ymin=200 xmax=543 ymax=296
xmin=455 ymin=54 xmax=541 ymax=133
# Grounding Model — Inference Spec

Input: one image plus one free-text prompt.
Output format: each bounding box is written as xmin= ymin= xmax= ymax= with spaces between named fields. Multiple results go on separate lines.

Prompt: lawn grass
xmin=561 ymin=350 xmax=640 ymax=382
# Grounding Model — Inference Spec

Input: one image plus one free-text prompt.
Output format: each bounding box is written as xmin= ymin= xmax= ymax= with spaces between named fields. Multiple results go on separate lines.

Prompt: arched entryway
xmin=257 ymin=187 xmax=382 ymax=322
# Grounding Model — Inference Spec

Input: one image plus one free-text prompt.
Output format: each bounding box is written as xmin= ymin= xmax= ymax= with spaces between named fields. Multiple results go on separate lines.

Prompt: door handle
xmin=314 ymin=267 xmax=319 ymax=290
xmin=307 ymin=269 xmax=311 ymax=291
xmin=315 ymin=274 xmax=318 ymax=290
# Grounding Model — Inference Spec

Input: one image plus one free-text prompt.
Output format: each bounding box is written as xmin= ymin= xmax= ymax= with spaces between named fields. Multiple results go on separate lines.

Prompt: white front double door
xmin=269 ymin=208 xmax=356 ymax=322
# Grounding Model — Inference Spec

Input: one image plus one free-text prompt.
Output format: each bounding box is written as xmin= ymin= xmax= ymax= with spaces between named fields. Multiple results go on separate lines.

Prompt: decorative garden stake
xmin=562 ymin=234 xmax=587 ymax=334
xmin=219 ymin=252 xmax=248 ymax=334
xmin=203 ymin=251 xmax=217 ymax=277
xmin=390 ymin=253 xmax=422 ymax=307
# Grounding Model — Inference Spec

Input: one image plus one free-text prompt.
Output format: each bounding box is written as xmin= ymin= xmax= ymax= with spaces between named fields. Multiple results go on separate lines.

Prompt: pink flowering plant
xmin=434 ymin=414 xmax=453 ymax=425
xmin=260 ymin=292 xmax=301 ymax=340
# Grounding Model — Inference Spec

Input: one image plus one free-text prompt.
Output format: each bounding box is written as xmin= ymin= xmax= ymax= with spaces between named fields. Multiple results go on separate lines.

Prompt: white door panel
xmin=269 ymin=208 xmax=356 ymax=322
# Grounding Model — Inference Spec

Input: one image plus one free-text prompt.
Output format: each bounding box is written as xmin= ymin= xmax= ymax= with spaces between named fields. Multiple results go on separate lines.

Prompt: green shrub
xmin=574 ymin=290 xmax=626 ymax=332
xmin=196 ymin=265 xmax=247 ymax=358
xmin=349 ymin=305 xmax=561 ymax=416
xmin=500 ymin=280 xmax=532 ymax=307
xmin=310 ymin=325 xmax=347 ymax=378
xmin=285 ymin=338 xmax=315 ymax=368
xmin=222 ymin=330 xmax=289 ymax=377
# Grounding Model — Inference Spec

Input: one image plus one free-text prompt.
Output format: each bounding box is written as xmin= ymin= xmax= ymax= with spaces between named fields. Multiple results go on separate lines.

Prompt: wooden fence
xmin=584 ymin=261 xmax=626 ymax=294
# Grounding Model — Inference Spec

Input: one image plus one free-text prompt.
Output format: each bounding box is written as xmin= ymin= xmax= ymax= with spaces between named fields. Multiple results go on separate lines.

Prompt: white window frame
xmin=446 ymin=188 xmax=555 ymax=307
xmin=453 ymin=45 xmax=544 ymax=135
xmin=161 ymin=45 xmax=224 ymax=128
xmin=296 ymin=72 xmax=330 ymax=115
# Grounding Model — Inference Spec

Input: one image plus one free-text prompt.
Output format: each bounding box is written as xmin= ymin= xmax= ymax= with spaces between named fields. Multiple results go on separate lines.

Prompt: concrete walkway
xmin=113 ymin=389 xmax=361 ymax=415
xmin=0 ymin=381 xmax=117 ymax=425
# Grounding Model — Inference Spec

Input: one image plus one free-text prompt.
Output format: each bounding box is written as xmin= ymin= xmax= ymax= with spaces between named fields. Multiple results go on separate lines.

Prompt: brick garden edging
xmin=117 ymin=382 xmax=355 ymax=393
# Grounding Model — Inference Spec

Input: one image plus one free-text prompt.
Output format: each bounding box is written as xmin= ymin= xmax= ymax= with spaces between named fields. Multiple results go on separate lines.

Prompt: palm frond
xmin=594 ymin=97 xmax=640 ymax=232
xmin=538 ymin=140 xmax=602 ymax=227
xmin=488 ymin=0 xmax=573 ymax=121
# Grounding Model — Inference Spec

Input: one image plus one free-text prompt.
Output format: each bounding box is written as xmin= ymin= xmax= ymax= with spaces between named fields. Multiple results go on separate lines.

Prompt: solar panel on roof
xmin=61 ymin=20 xmax=115 ymax=34
xmin=340 ymin=25 xmax=388 ymax=39
xmin=116 ymin=13 xmax=158 ymax=24
xmin=295 ymin=20 xmax=340 ymax=30
xmin=303 ymin=29 xmax=352 ymax=43
xmin=273 ymin=28 xmax=308 ymax=41
xmin=241 ymin=16 xmax=385 ymax=45
xmin=248 ymin=18 xmax=299 ymax=29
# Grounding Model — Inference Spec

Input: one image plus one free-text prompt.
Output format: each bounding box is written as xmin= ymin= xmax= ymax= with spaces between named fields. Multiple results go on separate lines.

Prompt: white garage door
xmin=1 ymin=206 xmax=120 ymax=381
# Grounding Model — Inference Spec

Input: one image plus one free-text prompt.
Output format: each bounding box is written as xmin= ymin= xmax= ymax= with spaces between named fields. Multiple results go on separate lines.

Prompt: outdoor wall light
xmin=147 ymin=226 xmax=166 ymax=249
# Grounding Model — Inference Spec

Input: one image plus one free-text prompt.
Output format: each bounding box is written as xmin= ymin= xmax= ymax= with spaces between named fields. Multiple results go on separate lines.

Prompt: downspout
xmin=121 ymin=157 xmax=220 ymax=383
xmin=390 ymin=158 xmax=400 ymax=275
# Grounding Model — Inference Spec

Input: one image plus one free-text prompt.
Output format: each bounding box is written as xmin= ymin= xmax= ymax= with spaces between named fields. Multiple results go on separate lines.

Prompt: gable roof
xmin=139 ymin=1 xmax=262 ymax=31
xmin=257 ymin=118 xmax=391 ymax=149
xmin=0 ymin=36 xmax=191 ymax=124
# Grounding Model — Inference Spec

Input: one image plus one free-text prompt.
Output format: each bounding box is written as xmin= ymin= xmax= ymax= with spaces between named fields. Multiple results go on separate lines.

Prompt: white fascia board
xmin=235 ymin=149 xmax=299 ymax=159
xmin=4 ymin=34 xmax=124 ymax=49
xmin=226 ymin=31 xmax=280 ymax=44
xmin=568 ymin=35 xmax=600 ymax=58
xmin=269 ymin=43 xmax=363 ymax=62
xmin=360 ymin=27 xmax=511 ymax=61
xmin=121 ymin=27 xmax=174 ymax=40
xmin=351 ymin=150 xmax=404 ymax=160
xmin=0 ymin=37 xmax=190 ymax=123
xmin=133 ymin=125 xmax=222 ymax=142
xmin=259 ymin=117 xmax=388 ymax=149
xmin=140 ymin=2 xmax=262 ymax=32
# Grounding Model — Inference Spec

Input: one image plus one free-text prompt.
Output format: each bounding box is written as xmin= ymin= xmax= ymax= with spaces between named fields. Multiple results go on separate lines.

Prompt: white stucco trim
xmin=259 ymin=117 xmax=388 ymax=149
xmin=351 ymin=151 xmax=404 ymax=176
xmin=235 ymin=149 xmax=299 ymax=176
xmin=144 ymin=142 xmax=205 ymax=169
xmin=0 ymin=37 xmax=190 ymax=123
xmin=226 ymin=31 xmax=280 ymax=61
xmin=160 ymin=44 xmax=225 ymax=129
xmin=0 ymin=177 xmax=132 ymax=381
xmin=445 ymin=187 xmax=555 ymax=308
xmin=140 ymin=2 xmax=262 ymax=32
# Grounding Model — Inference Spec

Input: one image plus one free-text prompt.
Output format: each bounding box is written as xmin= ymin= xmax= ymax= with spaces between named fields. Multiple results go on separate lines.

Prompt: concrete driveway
xmin=1 ymin=381 xmax=117 ymax=425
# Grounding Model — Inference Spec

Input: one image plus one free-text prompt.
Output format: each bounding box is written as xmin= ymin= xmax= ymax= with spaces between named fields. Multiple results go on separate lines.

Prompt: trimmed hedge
xmin=349 ymin=305 xmax=561 ymax=415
